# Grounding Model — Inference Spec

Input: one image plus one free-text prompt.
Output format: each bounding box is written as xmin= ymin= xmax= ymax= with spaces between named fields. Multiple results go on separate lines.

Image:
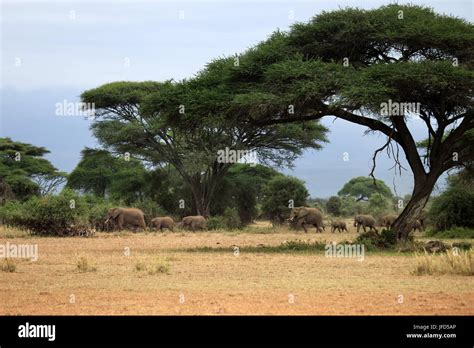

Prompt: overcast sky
xmin=1 ymin=0 xmax=472 ymax=197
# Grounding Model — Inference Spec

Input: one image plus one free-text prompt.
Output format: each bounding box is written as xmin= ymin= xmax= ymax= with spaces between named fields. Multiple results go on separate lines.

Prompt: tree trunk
xmin=392 ymin=173 xmax=438 ymax=241
xmin=192 ymin=191 xmax=211 ymax=218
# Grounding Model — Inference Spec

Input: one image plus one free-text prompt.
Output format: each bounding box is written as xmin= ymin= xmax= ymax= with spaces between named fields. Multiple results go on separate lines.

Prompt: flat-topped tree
xmin=81 ymin=80 xmax=327 ymax=217
xmin=215 ymin=4 xmax=473 ymax=240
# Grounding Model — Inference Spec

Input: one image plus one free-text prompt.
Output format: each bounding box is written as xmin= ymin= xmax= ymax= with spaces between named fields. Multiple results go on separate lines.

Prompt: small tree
xmin=326 ymin=196 xmax=342 ymax=216
xmin=261 ymin=176 xmax=308 ymax=222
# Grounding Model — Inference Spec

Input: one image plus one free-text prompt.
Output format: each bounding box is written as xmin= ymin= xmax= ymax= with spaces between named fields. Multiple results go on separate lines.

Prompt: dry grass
xmin=412 ymin=250 xmax=473 ymax=276
xmin=1 ymin=258 xmax=17 ymax=272
xmin=135 ymin=258 xmax=171 ymax=275
xmin=0 ymin=222 xmax=473 ymax=315
xmin=0 ymin=225 xmax=31 ymax=238
xmin=74 ymin=254 xmax=97 ymax=273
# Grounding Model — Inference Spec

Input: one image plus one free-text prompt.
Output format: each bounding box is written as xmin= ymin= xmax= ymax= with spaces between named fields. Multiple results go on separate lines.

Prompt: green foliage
xmin=260 ymin=175 xmax=308 ymax=220
xmin=326 ymin=196 xmax=342 ymax=216
xmin=222 ymin=207 xmax=242 ymax=230
xmin=211 ymin=164 xmax=280 ymax=223
xmin=185 ymin=240 xmax=328 ymax=254
xmin=368 ymin=193 xmax=393 ymax=217
xmin=428 ymin=177 xmax=474 ymax=230
xmin=354 ymin=229 xmax=402 ymax=250
xmin=0 ymin=137 xmax=66 ymax=200
xmin=206 ymin=216 xmax=227 ymax=230
xmin=0 ymin=189 xmax=89 ymax=235
xmin=67 ymin=148 xmax=149 ymax=203
xmin=452 ymin=242 xmax=472 ymax=251
xmin=82 ymin=52 xmax=327 ymax=216
xmin=131 ymin=198 xmax=166 ymax=225
xmin=337 ymin=196 xmax=367 ymax=217
xmin=425 ymin=227 xmax=474 ymax=239
xmin=338 ymin=177 xmax=393 ymax=202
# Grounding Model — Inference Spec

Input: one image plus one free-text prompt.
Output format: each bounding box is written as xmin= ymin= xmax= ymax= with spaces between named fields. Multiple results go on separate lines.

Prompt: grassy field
xmin=0 ymin=220 xmax=473 ymax=315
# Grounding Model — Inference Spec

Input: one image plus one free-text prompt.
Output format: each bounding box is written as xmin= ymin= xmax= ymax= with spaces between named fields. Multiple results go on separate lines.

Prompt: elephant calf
xmin=181 ymin=215 xmax=206 ymax=232
xmin=151 ymin=216 xmax=175 ymax=232
xmin=331 ymin=221 xmax=348 ymax=233
xmin=353 ymin=214 xmax=378 ymax=233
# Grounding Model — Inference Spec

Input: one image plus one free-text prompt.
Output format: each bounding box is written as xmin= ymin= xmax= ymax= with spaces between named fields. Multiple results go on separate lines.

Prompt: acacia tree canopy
xmin=338 ymin=176 xmax=393 ymax=202
xmin=200 ymin=4 xmax=473 ymax=239
xmin=0 ymin=137 xmax=66 ymax=200
xmin=82 ymin=78 xmax=328 ymax=216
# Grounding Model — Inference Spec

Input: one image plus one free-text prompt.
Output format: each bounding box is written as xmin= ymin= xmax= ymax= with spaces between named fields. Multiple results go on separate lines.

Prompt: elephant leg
xmin=356 ymin=224 xmax=360 ymax=233
xmin=302 ymin=222 xmax=308 ymax=233
xmin=362 ymin=225 xmax=367 ymax=233
xmin=117 ymin=216 xmax=123 ymax=231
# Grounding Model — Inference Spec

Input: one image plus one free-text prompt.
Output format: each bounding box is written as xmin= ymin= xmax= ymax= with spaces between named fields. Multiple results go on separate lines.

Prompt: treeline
xmin=1 ymin=137 xmax=473 ymax=236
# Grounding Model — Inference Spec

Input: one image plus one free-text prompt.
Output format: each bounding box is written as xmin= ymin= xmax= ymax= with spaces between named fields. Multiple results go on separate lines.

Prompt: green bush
xmin=452 ymin=241 xmax=472 ymax=251
xmin=425 ymin=227 xmax=474 ymax=239
xmin=0 ymin=188 xmax=90 ymax=235
xmin=206 ymin=216 xmax=226 ymax=230
xmin=131 ymin=198 xmax=166 ymax=225
xmin=354 ymin=229 xmax=404 ymax=250
xmin=326 ymin=196 xmax=342 ymax=216
xmin=429 ymin=186 xmax=474 ymax=230
xmin=223 ymin=207 xmax=242 ymax=230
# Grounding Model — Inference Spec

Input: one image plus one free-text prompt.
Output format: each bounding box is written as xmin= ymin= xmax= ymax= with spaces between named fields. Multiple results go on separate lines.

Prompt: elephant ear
xmin=298 ymin=208 xmax=309 ymax=218
xmin=112 ymin=208 xmax=121 ymax=219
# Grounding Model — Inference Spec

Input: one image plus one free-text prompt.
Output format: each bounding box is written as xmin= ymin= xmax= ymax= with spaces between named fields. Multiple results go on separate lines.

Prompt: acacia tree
xmin=82 ymin=81 xmax=327 ymax=216
xmin=0 ymin=137 xmax=66 ymax=200
xmin=197 ymin=5 xmax=473 ymax=239
xmin=338 ymin=176 xmax=393 ymax=202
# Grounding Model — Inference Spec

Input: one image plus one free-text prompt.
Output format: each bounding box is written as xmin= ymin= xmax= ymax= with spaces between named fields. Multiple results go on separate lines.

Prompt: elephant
xmin=331 ymin=221 xmax=347 ymax=233
xmin=380 ymin=214 xmax=398 ymax=228
xmin=289 ymin=207 xmax=325 ymax=233
xmin=353 ymin=214 xmax=378 ymax=233
xmin=151 ymin=216 xmax=175 ymax=232
xmin=181 ymin=215 xmax=207 ymax=232
xmin=105 ymin=207 xmax=146 ymax=231
xmin=410 ymin=219 xmax=424 ymax=232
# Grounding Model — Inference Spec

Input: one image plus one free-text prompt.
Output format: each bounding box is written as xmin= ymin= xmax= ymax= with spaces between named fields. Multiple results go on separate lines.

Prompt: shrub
xmin=425 ymin=227 xmax=474 ymax=239
xmin=452 ymin=242 xmax=472 ymax=251
xmin=326 ymin=196 xmax=342 ymax=216
xmin=132 ymin=199 xmax=166 ymax=225
xmin=261 ymin=176 xmax=308 ymax=221
xmin=0 ymin=189 xmax=91 ymax=236
xmin=206 ymin=216 xmax=226 ymax=230
xmin=134 ymin=258 xmax=171 ymax=275
xmin=223 ymin=207 xmax=242 ymax=230
xmin=428 ymin=186 xmax=474 ymax=230
xmin=354 ymin=229 xmax=407 ymax=250
xmin=75 ymin=255 xmax=97 ymax=272
xmin=85 ymin=196 xmax=117 ymax=231
xmin=368 ymin=193 xmax=392 ymax=218
xmin=1 ymin=258 xmax=17 ymax=272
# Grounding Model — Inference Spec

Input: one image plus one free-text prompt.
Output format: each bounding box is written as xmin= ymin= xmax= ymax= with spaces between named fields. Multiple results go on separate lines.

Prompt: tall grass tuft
xmin=412 ymin=250 xmax=473 ymax=276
